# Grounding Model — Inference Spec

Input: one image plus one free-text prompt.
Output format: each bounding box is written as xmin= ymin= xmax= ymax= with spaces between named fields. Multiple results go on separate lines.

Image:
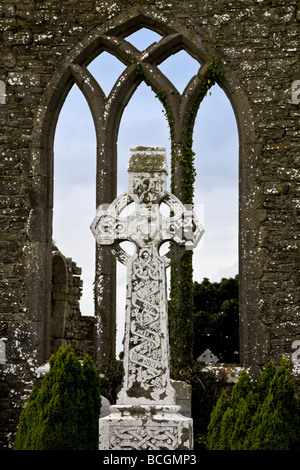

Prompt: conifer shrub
xmin=14 ymin=346 xmax=101 ymax=450
xmin=206 ymin=359 xmax=300 ymax=450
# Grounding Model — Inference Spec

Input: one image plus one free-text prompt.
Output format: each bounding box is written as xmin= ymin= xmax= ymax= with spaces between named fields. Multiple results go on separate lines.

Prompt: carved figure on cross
xmin=91 ymin=146 xmax=204 ymax=405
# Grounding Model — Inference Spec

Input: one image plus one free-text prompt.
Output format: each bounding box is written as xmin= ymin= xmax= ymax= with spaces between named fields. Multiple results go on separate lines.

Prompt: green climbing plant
xmin=153 ymin=25 xmax=224 ymax=373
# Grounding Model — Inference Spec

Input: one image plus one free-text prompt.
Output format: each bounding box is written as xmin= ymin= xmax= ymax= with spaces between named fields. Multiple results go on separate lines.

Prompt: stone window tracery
xmin=60 ymin=22 xmax=223 ymax=367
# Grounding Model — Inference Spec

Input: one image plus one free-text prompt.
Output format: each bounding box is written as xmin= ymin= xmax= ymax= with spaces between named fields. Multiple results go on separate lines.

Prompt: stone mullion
xmin=139 ymin=51 xmax=200 ymax=371
xmin=70 ymin=64 xmax=117 ymax=368
xmin=169 ymin=74 xmax=207 ymax=371
xmin=95 ymin=139 xmax=117 ymax=369
xmin=94 ymin=95 xmax=119 ymax=369
xmin=169 ymin=123 xmax=193 ymax=371
xmin=93 ymin=58 xmax=146 ymax=368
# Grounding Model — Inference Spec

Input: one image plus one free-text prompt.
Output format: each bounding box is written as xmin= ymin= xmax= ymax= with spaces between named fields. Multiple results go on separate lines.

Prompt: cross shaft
xmin=91 ymin=147 xmax=204 ymax=405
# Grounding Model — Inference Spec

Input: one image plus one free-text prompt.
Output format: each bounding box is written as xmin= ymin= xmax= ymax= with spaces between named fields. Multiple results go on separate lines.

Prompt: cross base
xmin=99 ymin=404 xmax=193 ymax=450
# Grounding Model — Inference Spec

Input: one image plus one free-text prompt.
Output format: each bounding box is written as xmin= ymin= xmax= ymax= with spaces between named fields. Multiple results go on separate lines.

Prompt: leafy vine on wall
xmin=153 ymin=24 xmax=224 ymax=372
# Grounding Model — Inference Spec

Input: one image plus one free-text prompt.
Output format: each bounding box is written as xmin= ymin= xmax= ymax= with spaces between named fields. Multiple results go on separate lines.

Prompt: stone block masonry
xmin=51 ymin=245 xmax=95 ymax=359
xmin=0 ymin=0 xmax=299 ymax=449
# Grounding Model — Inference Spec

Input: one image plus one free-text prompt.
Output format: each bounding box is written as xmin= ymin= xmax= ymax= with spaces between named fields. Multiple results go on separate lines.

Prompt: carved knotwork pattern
xmin=110 ymin=425 xmax=178 ymax=450
xmin=128 ymin=247 xmax=165 ymax=393
xmin=132 ymin=176 xmax=164 ymax=203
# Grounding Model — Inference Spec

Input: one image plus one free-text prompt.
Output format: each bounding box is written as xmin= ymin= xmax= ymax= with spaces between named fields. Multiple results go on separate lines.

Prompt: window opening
xmin=117 ymin=81 xmax=171 ymax=193
xmin=53 ymin=84 xmax=96 ymax=317
xmin=116 ymin=81 xmax=171 ymax=356
xmin=124 ymin=27 xmax=162 ymax=50
xmin=193 ymin=84 xmax=238 ymax=283
xmin=87 ymin=52 xmax=126 ymax=96
xmin=158 ymin=50 xmax=200 ymax=94
xmin=193 ymin=84 xmax=239 ymax=363
xmin=53 ymin=26 xmax=240 ymax=364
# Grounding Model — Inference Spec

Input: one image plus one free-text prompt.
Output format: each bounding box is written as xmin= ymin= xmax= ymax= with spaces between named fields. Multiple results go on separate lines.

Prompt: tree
xmin=14 ymin=346 xmax=101 ymax=450
xmin=248 ymin=360 xmax=300 ymax=450
xmin=193 ymin=276 xmax=239 ymax=363
xmin=12 ymin=386 xmax=40 ymax=450
xmin=206 ymin=389 xmax=230 ymax=450
xmin=230 ymin=369 xmax=253 ymax=405
xmin=256 ymin=360 xmax=276 ymax=402
xmin=206 ymin=359 xmax=300 ymax=450
xmin=79 ymin=354 xmax=102 ymax=449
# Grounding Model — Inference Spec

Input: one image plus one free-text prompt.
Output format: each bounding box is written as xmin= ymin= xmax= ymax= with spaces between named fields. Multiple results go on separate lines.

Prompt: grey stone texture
xmin=0 ymin=0 xmax=299 ymax=449
xmin=51 ymin=245 xmax=95 ymax=359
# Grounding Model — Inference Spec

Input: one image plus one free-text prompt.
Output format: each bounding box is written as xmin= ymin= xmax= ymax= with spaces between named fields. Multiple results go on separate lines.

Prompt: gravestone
xmin=171 ymin=380 xmax=192 ymax=419
xmin=197 ymin=349 xmax=219 ymax=364
xmin=91 ymin=146 xmax=204 ymax=450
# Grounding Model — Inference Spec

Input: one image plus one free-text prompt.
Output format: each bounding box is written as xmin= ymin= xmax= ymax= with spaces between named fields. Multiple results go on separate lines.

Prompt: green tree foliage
xmin=206 ymin=390 xmax=230 ymax=449
xmin=193 ymin=276 xmax=239 ymax=363
xmin=245 ymin=360 xmax=300 ymax=450
xmin=14 ymin=346 xmax=101 ymax=450
xmin=206 ymin=359 xmax=300 ymax=450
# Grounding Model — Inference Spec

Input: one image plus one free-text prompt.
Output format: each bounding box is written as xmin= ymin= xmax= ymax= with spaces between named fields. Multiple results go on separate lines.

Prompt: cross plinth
xmin=91 ymin=146 xmax=204 ymax=450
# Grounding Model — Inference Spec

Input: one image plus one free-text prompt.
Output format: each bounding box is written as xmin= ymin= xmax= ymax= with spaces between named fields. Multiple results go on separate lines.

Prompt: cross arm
xmin=161 ymin=192 xmax=204 ymax=249
xmin=90 ymin=193 xmax=133 ymax=245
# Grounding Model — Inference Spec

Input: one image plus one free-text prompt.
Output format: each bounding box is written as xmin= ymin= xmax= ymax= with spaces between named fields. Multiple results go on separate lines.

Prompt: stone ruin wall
xmin=0 ymin=0 xmax=299 ymax=449
xmin=0 ymin=245 xmax=95 ymax=448
xmin=51 ymin=245 xmax=95 ymax=359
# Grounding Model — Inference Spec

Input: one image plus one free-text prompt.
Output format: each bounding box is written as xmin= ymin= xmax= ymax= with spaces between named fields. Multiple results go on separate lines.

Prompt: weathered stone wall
xmin=0 ymin=245 xmax=95 ymax=448
xmin=0 ymin=0 xmax=299 ymax=448
xmin=51 ymin=245 xmax=95 ymax=359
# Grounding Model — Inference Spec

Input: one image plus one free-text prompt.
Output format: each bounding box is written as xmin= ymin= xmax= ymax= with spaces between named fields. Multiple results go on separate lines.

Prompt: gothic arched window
xmin=52 ymin=19 xmax=240 ymax=368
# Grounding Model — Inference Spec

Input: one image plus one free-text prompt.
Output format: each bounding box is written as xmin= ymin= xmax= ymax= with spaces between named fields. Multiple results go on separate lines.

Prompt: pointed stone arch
xmin=29 ymin=9 xmax=256 ymax=367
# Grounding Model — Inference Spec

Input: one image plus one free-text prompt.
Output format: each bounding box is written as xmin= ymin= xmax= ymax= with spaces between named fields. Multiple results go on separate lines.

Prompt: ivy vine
xmin=153 ymin=25 xmax=223 ymax=373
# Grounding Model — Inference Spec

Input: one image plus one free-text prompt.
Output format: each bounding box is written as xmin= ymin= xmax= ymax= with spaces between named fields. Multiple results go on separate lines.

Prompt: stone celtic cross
xmin=91 ymin=146 xmax=204 ymax=408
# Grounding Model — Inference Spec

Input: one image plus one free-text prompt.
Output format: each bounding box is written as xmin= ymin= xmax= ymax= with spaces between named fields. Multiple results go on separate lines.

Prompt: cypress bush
xmin=206 ymin=390 xmax=230 ymax=449
xmin=246 ymin=360 xmax=300 ymax=450
xmin=206 ymin=359 xmax=300 ymax=450
xmin=14 ymin=346 xmax=101 ymax=450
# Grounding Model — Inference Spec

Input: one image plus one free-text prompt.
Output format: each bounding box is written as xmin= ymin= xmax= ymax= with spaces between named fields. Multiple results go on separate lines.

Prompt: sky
xmin=53 ymin=28 xmax=238 ymax=355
